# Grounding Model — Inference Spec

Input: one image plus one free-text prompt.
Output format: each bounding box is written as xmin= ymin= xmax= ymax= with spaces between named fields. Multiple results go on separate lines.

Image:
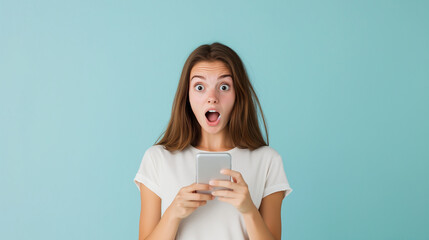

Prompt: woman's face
xmin=189 ymin=60 xmax=235 ymax=135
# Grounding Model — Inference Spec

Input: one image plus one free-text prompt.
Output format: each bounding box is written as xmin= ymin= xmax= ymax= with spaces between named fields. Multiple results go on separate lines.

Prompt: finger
xmin=209 ymin=180 xmax=238 ymax=191
xmin=220 ymin=169 xmax=245 ymax=184
xmin=182 ymin=183 xmax=212 ymax=193
xmin=182 ymin=193 xmax=215 ymax=201
xmin=211 ymin=190 xmax=240 ymax=199
xmin=178 ymin=201 xmax=207 ymax=208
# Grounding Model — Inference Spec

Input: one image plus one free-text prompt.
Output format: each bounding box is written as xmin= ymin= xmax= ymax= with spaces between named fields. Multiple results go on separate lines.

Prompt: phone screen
xmin=196 ymin=152 xmax=231 ymax=194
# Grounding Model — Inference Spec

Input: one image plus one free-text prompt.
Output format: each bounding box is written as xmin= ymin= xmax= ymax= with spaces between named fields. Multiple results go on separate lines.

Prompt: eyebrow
xmin=191 ymin=74 xmax=232 ymax=81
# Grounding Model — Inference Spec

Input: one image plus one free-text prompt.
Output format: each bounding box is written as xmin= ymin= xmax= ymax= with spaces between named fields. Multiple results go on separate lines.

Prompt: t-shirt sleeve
xmin=263 ymin=151 xmax=293 ymax=199
xmin=134 ymin=147 xmax=161 ymax=198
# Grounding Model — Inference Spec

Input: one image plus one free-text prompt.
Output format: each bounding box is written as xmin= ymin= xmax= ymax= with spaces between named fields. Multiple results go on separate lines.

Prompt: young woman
xmin=134 ymin=42 xmax=293 ymax=240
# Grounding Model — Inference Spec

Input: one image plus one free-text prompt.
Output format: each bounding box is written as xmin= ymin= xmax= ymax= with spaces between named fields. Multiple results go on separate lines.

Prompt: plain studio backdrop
xmin=1 ymin=0 xmax=428 ymax=239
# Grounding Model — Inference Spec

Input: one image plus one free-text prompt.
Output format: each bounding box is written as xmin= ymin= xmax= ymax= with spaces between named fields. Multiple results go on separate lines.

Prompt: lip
xmin=204 ymin=108 xmax=221 ymax=126
xmin=205 ymin=107 xmax=219 ymax=113
xmin=205 ymin=113 xmax=221 ymax=126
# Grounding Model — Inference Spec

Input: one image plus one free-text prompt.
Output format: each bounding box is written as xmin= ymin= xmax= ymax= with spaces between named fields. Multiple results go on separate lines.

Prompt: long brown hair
xmin=155 ymin=42 xmax=268 ymax=151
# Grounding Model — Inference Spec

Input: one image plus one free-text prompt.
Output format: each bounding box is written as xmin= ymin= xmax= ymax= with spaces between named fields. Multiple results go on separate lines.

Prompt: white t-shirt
xmin=134 ymin=144 xmax=293 ymax=240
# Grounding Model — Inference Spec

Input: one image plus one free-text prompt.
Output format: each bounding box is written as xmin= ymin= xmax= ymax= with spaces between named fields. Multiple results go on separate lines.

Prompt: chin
xmin=197 ymin=115 xmax=228 ymax=135
xmin=201 ymin=124 xmax=225 ymax=135
xmin=202 ymin=127 xmax=222 ymax=134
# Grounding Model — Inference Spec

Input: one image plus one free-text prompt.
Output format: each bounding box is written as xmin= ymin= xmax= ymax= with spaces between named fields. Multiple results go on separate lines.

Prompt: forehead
xmin=190 ymin=60 xmax=231 ymax=77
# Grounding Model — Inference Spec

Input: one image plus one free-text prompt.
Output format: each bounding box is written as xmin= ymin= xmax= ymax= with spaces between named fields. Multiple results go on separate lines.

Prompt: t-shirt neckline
xmin=189 ymin=145 xmax=238 ymax=153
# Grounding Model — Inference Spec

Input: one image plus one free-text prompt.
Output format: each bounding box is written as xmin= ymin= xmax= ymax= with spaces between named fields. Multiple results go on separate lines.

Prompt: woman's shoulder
xmin=145 ymin=144 xmax=169 ymax=155
xmin=140 ymin=145 xmax=173 ymax=163
xmin=250 ymin=145 xmax=282 ymax=158
xmin=145 ymin=144 xmax=188 ymax=156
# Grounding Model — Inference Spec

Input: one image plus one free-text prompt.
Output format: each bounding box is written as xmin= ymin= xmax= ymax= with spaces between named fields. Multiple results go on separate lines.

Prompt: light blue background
xmin=1 ymin=0 xmax=428 ymax=239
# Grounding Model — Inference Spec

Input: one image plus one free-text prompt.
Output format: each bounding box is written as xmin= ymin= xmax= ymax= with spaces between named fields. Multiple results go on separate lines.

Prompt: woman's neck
xmin=195 ymin=129 xmax=235 ymax=151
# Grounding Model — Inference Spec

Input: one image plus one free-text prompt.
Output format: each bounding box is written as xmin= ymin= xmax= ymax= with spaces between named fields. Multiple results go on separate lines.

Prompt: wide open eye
xmin=195 ymin=84 xmax=204 ymax=91
xmin=220 ymin=84 xmax=230 ymax=91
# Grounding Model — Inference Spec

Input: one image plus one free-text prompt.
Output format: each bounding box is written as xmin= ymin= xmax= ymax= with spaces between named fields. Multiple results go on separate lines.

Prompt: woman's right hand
xmin=167 ymin=183 xmax=215 ymax=220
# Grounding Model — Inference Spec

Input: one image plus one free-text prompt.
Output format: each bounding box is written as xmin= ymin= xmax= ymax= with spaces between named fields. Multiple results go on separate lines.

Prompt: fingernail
xmin=209 ymin=180 xmax=215 ymax=185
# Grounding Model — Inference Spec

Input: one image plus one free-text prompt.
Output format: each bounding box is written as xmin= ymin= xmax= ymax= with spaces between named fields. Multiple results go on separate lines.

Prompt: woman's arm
xmin=138 ymin=183 xmax=181 ymax=240
xmin=138 ymin=182 xmax=214 ymax=240
xmin=210 ymin=169 xmax=286 ymax=240
xmin=243 ymin=191 xmax=285 ymax=240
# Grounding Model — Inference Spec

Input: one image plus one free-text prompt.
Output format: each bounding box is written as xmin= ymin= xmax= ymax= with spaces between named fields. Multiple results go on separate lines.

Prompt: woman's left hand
xmin=209 ymin=169 xmax=256 ymax=215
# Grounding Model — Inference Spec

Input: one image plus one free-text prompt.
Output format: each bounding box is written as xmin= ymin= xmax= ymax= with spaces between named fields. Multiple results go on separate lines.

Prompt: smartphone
xmin=196 ymin=152 xmax=232 ymax=194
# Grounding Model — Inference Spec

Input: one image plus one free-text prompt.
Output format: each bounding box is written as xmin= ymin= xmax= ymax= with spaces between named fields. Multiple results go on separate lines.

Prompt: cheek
xmin=188 ymin=91 xmax=202 ymax=113
xmin=226 ymin=93 xmax=236 ymax=112
xmin=188 ymin=92 xmax=196 ymax=110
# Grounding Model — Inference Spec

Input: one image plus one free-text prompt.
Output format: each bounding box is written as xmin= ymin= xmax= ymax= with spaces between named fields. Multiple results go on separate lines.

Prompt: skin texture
xmin=189 ymin=60 xmax=236 ymax=151
xmin=139 ymin=60 xmax=286 ymax=240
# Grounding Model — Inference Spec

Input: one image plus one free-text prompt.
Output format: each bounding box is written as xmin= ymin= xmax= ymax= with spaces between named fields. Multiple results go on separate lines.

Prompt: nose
xmin=208 ymin=98 xmax=217 ymax=104
xmin=207 ymin=88 xmax=218 ymax=104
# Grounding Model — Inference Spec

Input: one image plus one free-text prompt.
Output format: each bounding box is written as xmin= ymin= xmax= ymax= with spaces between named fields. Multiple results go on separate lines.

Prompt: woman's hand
xmin=167 ymin=183 xmax=215 ymax=220
xmin=209 ymin=169 xmax=256 ymax=215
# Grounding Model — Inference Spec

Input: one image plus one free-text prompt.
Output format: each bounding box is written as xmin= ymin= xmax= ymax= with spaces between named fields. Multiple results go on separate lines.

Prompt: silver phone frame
xmin=196 ymin=152 xmax=232 ymax=194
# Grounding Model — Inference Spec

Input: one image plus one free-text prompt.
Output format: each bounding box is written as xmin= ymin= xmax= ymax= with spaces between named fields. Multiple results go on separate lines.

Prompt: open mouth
xmin=205 ymin=110 xmax=221 ymax=123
